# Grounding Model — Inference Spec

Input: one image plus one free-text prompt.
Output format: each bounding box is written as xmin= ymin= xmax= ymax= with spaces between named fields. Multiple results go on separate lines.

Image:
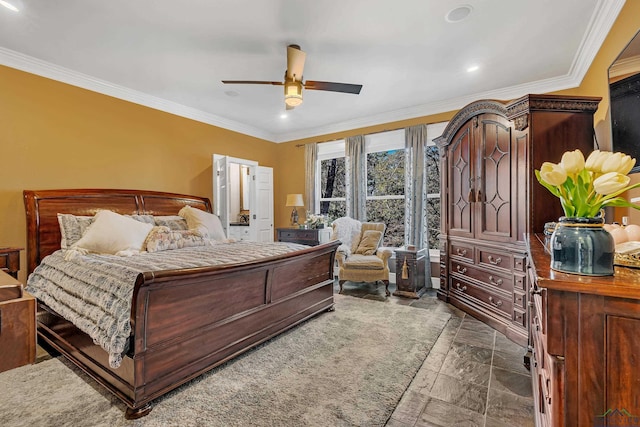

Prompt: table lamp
xmin=285 ymin=194 xmax=304 ymax=226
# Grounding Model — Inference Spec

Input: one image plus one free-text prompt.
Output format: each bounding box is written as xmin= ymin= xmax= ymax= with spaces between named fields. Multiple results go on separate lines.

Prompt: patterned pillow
xmin=58 ymin=213 xmax=155 ymax=249
xmin=154 ymin=215 xmax=189 ymax=231
xmin=144 ymin=226 xmax=211 ymax=252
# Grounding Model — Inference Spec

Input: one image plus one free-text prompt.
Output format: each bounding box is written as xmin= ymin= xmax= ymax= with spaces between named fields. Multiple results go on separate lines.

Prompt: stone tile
xmin=386 ymin=417 xmax=415 ymax=427
xmin=439 ymin=351 xmax=492 ymax=387
xmin=490 ymin=367 xmax=533 ymax=398
xmin=454 ymin=327 xmax=495 ymax=350
xmin=492 ymin=349 xmax=530 ymax=376
xmin=434 ymin=303 xmax=467 ymax=318
xmin=392 ymin=390 xmax=428 ymax=425
xmin=448 ymin=342 xmax=494 ymax=365
xmin=485 ymin=388 xmax=535 ymax=427
xmin=423 ymin=349 xmax=448 ymax=372
xmin=494 ymin=334 xmax=526 ymax=357
xmin=429 ymin=373 xmax=488 ymax=414
xmin=459 ymin=316 xmax=496 ymax=334
xmin=408 ymin=366 xmax=439 ymax=395
xmin=416 ymin=397 xmax=485 ymax=427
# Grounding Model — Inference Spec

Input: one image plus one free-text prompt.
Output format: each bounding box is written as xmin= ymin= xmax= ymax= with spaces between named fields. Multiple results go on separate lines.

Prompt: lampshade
xmin=284 ymin=80 xmax=303 ymax=107
xmin=285 ymin=194 xmax=304 ymax=207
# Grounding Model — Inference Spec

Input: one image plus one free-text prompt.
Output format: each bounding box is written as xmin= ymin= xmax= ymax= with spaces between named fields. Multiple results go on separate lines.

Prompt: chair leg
xmin=339 ymin=280 xmax=346 ymax=294
xmin=382 ymin=280 xmax=390 ymax=297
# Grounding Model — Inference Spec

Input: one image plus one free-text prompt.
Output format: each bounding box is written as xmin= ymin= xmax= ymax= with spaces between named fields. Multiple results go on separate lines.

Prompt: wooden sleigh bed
xmin=23 ymin=188 xmax=339 ymax=419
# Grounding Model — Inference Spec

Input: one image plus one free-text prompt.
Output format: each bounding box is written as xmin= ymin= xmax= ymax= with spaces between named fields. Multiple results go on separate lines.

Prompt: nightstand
xmin=393 ymin=248 xmax=428 ymax=299
xmin=0 ymin=270 xmax=36 ymax=372
xmin=277 ymin=227 xmax=331 ymax=246
xmin=0 ymin=247 xmax=21 ymax=279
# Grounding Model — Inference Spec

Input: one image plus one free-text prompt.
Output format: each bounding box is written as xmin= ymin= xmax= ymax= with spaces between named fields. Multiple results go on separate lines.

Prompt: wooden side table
xmin=393 ymin=248 xmax=428 ymax=299
xmin=0 ymin=247 xmax=22 ymax=279
xmin=277 ymin=227 xmax=330 ymax=246
xmin=0 ymin=270 xmax=36 ymax=372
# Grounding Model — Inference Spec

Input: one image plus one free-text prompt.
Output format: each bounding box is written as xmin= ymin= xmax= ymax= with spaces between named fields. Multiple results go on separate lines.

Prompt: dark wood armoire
xmin=435 ymin=94 xmax=601 ymax=346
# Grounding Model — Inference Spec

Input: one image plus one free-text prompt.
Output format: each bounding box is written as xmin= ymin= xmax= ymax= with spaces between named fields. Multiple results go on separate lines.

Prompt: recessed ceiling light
xmin=467 ymin=65 xmax=479 ymax=73
xmin=224 ymin=90 xmax=239 ymax=97
xmin=445 ymin=5 xmax=473 ymax=23
xmin=0 ymin=0 xmax=19 ymax=12
xmin=280 ymin=114 xmax=288 ymax=119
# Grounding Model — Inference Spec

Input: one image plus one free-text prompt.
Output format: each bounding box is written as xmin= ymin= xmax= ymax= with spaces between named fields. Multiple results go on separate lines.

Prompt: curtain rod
xmin=294 ymin=124 xmax=425 ymax=147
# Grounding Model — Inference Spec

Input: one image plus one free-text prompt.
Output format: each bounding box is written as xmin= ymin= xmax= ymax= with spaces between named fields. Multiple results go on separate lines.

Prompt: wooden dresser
xmin=435 ymin=94 xmax=600 ymax=346
xmin=528 ymin=233 xmax=640 ymax=427
xmin=277 ymin=227 xmax=330 ymax=246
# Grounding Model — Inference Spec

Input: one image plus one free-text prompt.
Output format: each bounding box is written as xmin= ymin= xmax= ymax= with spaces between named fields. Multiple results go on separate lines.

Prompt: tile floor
xmin=335 ymin=280 xmax=535 ymax=427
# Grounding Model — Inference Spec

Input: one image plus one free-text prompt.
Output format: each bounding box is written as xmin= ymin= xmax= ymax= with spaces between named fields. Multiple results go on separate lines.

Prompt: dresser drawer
xmin=450 ymin=259 xmax=513 ymax=294
xmin=450 ymin=276 xmax=513 ymax=319
xmin=478 ymin=247 xmax=513 ymax=271
xmin=277 ymin=228 xmax=319 ymax=245
xmin=450 ymin=242 xmax=474 ymax=262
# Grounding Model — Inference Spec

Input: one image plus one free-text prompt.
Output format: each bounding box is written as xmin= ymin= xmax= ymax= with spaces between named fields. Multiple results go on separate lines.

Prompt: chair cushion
xmin=354 ymin=230 xmax=382 ymax=255
xmin=343 ymin=254 xmax=385 ymax=270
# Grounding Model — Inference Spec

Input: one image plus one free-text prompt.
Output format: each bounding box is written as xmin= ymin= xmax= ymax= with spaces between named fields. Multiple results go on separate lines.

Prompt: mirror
xmin=228 ymin=162 xmax=251 ymax=224
xmin=608 ymin=29 xmax=640 ymax=173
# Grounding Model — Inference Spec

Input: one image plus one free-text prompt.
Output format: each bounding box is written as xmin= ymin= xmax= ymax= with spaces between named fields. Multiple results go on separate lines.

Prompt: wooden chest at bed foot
xmin=0 ymin=271 xmax=36 ymax=373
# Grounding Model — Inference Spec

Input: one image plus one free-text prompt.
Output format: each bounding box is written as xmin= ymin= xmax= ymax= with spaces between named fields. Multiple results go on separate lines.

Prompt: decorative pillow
xmin=128 ymin=214 xmax=155 ymax=225
xmin=57 ymin=214 xmax=94 ymax=249
xmin=354 ymin=230 xmax=383 ymax=255
xmin=144 ymin=226 xmax=211 ymax=252
xmin=71 ymin=210 xmax=154 ymax=256
xmin=178 ymin=205 xmax=227 ymax=241
xmin=154 ymin=215 xmax=189 ymax=231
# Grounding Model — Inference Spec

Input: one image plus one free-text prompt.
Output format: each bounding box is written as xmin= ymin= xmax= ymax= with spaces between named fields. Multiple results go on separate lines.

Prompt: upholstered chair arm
xmin=335 ymin=249 xmax=348 ymax=267
xmin=375 ymin=247 xmax=393 ymax=263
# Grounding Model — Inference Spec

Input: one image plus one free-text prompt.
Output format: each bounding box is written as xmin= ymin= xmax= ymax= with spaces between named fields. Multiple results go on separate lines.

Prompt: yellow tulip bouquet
xmin=535 ymin=149 xmax=640 ymax=218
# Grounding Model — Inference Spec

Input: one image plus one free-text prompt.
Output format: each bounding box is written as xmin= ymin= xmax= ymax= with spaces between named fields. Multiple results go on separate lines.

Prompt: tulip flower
xmin=536 ymin=149 xmax=640 ymax=218
xmin=601 ymin=152 xmax=635 ymax=175
xmin=560 ymin=149 xmax=585 ymax=175
xmin=539 ymin=162 xmax=567 ymax=186
xmin=593 ymin=172 xmax=630 ymax=195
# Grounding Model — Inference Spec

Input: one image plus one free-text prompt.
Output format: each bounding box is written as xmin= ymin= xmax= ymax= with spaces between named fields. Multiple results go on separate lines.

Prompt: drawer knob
xmin=456 ymin=265 xmax=467 ymax=274
xmin=488 ymin=296 xmax=503 ymax=308
xmin=456 ymin=248 xmax=467 ymax=256
xmin=455 ymin=282 xmax=467 ymax=292
xmin=488 ymin=255 xmax=502 ymax=265
xmin=489 ymin=275 xmax=503 ymax=286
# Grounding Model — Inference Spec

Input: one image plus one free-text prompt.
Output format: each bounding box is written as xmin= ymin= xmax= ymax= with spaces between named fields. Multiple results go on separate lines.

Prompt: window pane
xmin=367 ymin=150 xmax=405 ymax=196
xmin=320 ymin=157 xmax=346 ymax=198
xmin=366 ymin=199 xmax=405 ymax=247
xmin=321 ymin=201 xmax=346 ymax=223
xmin=426 ymin=197 xmax=441 ymax=250
xmin=426 ymin=145 xmax=440 ymax=195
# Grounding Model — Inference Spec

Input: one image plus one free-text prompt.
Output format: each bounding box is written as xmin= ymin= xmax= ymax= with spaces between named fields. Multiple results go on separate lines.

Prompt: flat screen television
xmin=609 ymin=30 xmax=640 ymax=173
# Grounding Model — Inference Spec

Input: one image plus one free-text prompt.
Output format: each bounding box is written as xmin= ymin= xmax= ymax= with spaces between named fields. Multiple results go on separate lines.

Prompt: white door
xmin=254 ymin=166 xmax=274 ymax=242
xmin=213 ymin=155 xmax=230 ymax=236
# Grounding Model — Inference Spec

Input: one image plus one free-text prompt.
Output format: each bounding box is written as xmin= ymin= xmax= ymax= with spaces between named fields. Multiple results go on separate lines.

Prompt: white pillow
xmin=72 ymin=210 xmax=154 ymax=256
xmin=178 ymin=205 xmax=227 ymax=241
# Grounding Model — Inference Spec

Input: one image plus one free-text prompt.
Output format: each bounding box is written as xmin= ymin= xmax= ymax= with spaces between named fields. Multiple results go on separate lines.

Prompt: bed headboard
xmin=23 ymin=188 xmax=212 ymax=274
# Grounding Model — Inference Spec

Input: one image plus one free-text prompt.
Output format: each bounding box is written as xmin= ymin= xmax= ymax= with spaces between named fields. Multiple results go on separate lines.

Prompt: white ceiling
xmin=0 ymin=0 xmax=625 ymax=143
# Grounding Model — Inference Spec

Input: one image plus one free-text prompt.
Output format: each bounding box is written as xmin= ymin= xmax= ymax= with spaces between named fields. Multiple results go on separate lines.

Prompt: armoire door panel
xmin=476 ymin=115 xmax=514 ymax=242
xmin=448 ymin=123 xmax=474 ymax=238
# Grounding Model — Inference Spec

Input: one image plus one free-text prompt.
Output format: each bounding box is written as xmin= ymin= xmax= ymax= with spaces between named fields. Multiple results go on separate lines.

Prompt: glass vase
xmin=549 ymin=216 xmax=615 ymax=276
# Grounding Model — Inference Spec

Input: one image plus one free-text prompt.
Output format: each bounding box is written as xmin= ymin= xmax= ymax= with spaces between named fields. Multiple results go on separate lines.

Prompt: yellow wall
xmin=2 ymin=1 xmax=639 ymax=282
xmin=0 ymin=65 xmax=277 ymax=282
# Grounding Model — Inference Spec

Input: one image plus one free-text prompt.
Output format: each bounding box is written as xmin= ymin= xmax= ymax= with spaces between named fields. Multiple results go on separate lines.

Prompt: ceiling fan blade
xmin=222 ymin=80 xmax=283 ymax=86
xmin=286 ymin=44 xmax=306 ymax=80
xmin=304 ymin=80 xmax=362 ymax=94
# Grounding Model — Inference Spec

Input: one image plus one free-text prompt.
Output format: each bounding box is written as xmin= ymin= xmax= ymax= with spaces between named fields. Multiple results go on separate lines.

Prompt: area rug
xmin=0 ymin=294 xmax=450 ymax=427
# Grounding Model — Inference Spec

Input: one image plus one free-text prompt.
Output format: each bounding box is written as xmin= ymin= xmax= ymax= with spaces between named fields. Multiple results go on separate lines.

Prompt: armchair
xmin=331 ymin=218 xmax=392 ymax=296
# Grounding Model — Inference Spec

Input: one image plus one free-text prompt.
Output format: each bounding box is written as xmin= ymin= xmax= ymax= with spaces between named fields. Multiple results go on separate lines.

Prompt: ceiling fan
xmin=222 ymin=44 xmax=363 ymax=110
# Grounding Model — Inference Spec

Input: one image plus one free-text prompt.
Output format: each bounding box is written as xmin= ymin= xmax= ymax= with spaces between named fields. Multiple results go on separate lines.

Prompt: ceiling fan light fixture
xmin=284 ymin=80 xmax=303 ymax=107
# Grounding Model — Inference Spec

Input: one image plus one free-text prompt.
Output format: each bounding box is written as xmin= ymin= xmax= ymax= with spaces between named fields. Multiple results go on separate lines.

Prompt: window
xmin=365 ymin=130 xmax=405 ymax=247
xmin=317 ymin=140 xmax=346 ymax=222
xmin=313 ymin=122 xmax=446 ymax=249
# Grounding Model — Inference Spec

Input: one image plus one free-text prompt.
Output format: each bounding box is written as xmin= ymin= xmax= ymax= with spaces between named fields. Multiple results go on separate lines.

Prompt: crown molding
xmin=0 ymin=47 xmax=276 ymax=142
xmin=0 ymin=0 xmax=624 ymax=144
xmin=609 ymin=55 xmax=640 ymax=78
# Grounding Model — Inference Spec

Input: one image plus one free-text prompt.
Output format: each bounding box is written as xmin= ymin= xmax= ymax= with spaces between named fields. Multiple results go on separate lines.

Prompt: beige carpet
xmin=0 ymin=295 xmax=450 ymax=427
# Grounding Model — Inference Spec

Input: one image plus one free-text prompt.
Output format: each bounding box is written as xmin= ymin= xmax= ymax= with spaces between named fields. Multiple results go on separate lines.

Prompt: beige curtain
xmin=346 ymin=135 xmax=366 ymax=220
xmin=304 ymin=143 xmax=318 ymax=213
